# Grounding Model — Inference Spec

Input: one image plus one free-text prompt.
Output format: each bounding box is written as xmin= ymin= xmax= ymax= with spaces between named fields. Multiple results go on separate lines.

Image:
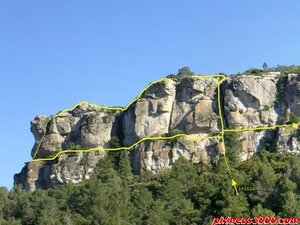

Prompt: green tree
xmin=289 ymin=113 xmax=299 ymax=123
xmin=70 ymin=156 xmax=134 ymax=225
xmin=0 ymin=187 xmax=8 ymax=224
xmin=250 ymin=163 xmax=277 ymax=205
xmin=221 ymin=193 xmax=250 ymax=217
xmin=161 ymin=178 xmax=199 ymax=224
xmin=131 ymin=186 xmax=154 ymax=223
xmin=146 ymin=200 xmax=172 ymax=225
xmin=224 ymin=133 xmax=242 ymax=166
xmin=263 ymin=62 xmax=268 ymax=71
xmin=251 ymin=204 xmax=275 ymax=216
xmin=276 ymin=178 xmax=300 ymax=217
xmin=31 ymin=190 xmax=61 ymax=225
xmin=2 ymin=218 xmax=22 ymax=225
xmin=8 ymin=185 xmax=35 ymax=225
xmin=280 ymin=191 xmax=300 ymax=217
xmin=5 ymin=147 xmax=300 ymax=224
xmin=177 ymin=67 xmax=194 ymax=76
xmin=171 ymin=157 xmax=198 ymax=193
xmin=117 ymin=151 xmax=133 ymax=183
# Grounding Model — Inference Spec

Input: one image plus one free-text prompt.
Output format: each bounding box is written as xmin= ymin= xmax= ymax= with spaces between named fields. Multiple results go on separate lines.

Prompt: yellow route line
xmin=216 ymin=76 xmax=239 ymax=195
xmin=32 ymin=134 xmax=222 ymax=162
xmin=224 ymin=124 xmax=296 ymax=133
xmin=223 ymin=123 xmax=300 ymax=195
xmin=30 ymin=73 xmax=300 ymax=195
xmin=32 ymin=74 xmax=224 ymax=160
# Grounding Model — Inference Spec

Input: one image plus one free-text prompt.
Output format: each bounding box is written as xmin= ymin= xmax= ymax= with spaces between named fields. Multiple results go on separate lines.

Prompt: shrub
xmin=274 ymin=79 xmax=287 ymax=106
xmin=166 ymin=74 xmax=179 ymax=79
xmin=275 ymin=65 xmax=300 ymax=74
xmin=289 ymin=113 xmax=300 ymax=124
xmin=263 ymin=105 xmax=271 ymax=111
xmin=177 ymin=67 xmax=194 ymax=76
xmin=244 ymin=68 xmax=263 ymax=76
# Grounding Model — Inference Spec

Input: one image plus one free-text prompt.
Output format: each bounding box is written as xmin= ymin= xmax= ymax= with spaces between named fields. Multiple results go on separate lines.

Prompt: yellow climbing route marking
xmin=231 ymin=179 xmax=239 ymax=195
xmin=32 ymin=134 xmax=222 ymax=162
xmin=32 ymin=74 xmax=224 ymax=160
xmin=216 ymin=76 xmax=240 ymax=195
xmin=224 ymin=124 xmax=297 ymax=133
xmin=30 ymin=74 xmax=300 ymax=195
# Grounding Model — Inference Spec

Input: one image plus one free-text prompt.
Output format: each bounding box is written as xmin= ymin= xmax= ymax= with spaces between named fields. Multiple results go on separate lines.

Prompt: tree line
xmin=1 ymin=135 xmax=300 ymax=224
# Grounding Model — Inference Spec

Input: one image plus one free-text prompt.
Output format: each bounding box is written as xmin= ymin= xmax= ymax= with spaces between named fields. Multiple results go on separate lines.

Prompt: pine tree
xmin=131 ymin=186 xmax=154 ymax=223
xmin=221 ymin=193 xmax=250 ymax=217
xmin=177 ymin=67 xmax=194 ymax=76
xmin=263 ymin=62 xmax=268 ymax=71
xmin=146 ymin=200 xmax=172 ymax=225
xmin=251 ymin=204 xmax=275 ymax=216
xmin=0 ymin=187 xmax=8 ymax=224
xmin=118 ymin=151 xmax=133 ymax=182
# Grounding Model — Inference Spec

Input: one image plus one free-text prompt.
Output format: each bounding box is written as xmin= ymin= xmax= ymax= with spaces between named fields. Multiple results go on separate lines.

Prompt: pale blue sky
xmin=0 ymin=0 xmax=299 ymax=188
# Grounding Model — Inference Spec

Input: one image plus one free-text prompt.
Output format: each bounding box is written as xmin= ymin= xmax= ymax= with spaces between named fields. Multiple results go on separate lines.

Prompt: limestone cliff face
xmin=15 ymin=74 xmax=300 ymax=190
xmin=222 ymin=74 xmax=279 ymax=128
xmin=222 ymin=73 xmax=300 ymax=160
xmin=123 ymin=78 xmax=219 ymax=145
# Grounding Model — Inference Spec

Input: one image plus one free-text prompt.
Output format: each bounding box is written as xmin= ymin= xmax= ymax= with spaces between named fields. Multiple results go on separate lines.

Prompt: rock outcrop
xmin=15 ymin=73 xmax=300 ymax=190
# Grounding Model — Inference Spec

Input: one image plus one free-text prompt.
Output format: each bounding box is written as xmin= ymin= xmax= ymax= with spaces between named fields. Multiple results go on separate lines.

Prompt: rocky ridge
xmin=15 ymin=73 xmax=300 ymax=190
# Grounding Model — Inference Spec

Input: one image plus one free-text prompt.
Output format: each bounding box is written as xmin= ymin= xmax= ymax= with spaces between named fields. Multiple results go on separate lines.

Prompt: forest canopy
xmin=1 ymin=148 xmax=300 ymax=225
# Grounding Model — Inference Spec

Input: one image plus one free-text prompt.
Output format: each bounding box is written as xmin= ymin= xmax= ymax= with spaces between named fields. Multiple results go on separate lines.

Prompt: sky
xmin=0 ymin=0 xmax=300 ymax=189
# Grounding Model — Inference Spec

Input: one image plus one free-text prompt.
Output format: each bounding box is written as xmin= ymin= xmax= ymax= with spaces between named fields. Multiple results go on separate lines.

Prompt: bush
xmin=289 ymin=113 xmax=300 ymax=124
xmin=165 ymin=74 xmax=179 ymax=80
xmin=263 ymin=105 xmax=271 ymax=111
xmin=274 ymin=78 xmax=287 ymax=106
xmin=275 ymin=65 xmax=300 ymax=74
xmin=177 ymin=67 xmax=194 ymax=76
xmin=244 ymin=68 xmax=263 ymax=76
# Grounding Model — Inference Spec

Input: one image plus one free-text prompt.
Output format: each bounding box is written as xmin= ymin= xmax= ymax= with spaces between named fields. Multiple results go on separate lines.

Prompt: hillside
xmin=14 ymin=71 xmax=300 ymax=191
xmin=0 ymin=68 xmax=298 ymax=224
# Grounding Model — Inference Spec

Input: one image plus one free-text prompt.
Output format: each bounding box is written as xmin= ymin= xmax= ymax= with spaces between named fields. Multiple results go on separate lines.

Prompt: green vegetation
xmin=274 ymin=78 xmax=287 ymax=106
xmin=167 ymin=64 xmax=300 ymax=79
xmin=107 ymin=136 xmax=122 ymax=148
xmin=274 ymin=65 xmax=300 ymax=74
xmin=289 ymin=113 xmax=300 ymax=124
xmin=2 ymin=149 xmax=300 ymax=224
xmin=243 ymin=68 xmax=264 ymax=76
xmin=241 ymin=64 xmax=300 ymax=77
xmin=165 ymin=74 xmax=178 ymax=79
xmin=166 ymin=66 xmax=195 ymax=79
xmin=224 ymin=132 xmax=243 ymax=166
xmin=263 ymin=62 xmax=268 ymax=71
xmin=296 ymin=129 xmax=300 ymax=141
xmin=177 ymin=66 xmax=194 ymax=76
xmin=262 ymin=105 xmax=271 ymax=111
xmin=4 ymin=63 xmax=300 ymax=224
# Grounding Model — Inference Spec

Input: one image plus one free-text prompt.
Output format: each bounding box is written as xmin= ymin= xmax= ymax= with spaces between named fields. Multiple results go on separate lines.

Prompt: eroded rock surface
xmin=15 ymin=74 xmax=300 ymax=190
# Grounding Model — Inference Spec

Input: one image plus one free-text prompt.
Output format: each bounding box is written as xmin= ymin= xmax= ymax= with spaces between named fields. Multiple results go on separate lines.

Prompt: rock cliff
xmin=15 ymin=73 xmax=300 ymax=190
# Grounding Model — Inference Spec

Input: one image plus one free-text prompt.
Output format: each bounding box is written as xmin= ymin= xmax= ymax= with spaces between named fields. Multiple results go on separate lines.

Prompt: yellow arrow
xmin=231 ymin=179 xmax=239 ymax=195
xmin=292 ymin=123 xmax=299 ymax=129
